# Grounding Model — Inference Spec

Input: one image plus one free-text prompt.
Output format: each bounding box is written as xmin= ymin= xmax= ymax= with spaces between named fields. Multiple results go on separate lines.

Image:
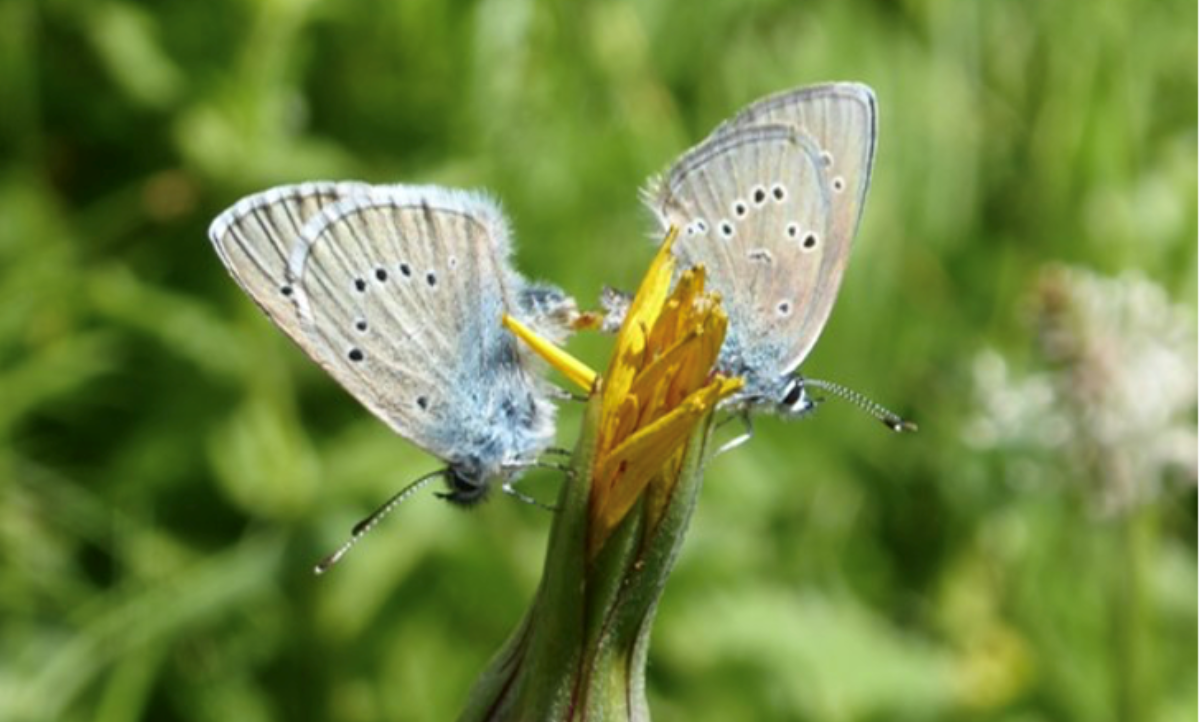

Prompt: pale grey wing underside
xmin=207 ymin=181 xmax=373 ymax=346
xmin=645 ymin=82 xmax=877 ymax=379
xmin=715 ymin=82 xmax=877 ymax=253
xmin=288 ymin=187 xmax=554 ymax=467
xmin=646 ymin=125 xmax=833 ymax=389
xmin=209 ymin=184 xmax=557 ymax=470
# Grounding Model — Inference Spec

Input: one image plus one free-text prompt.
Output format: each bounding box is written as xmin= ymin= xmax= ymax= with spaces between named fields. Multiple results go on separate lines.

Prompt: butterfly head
xmin=437 ymin=459 xmax=492 ymax=507
xmin=776 ymin=376 xmax=818 ymax=419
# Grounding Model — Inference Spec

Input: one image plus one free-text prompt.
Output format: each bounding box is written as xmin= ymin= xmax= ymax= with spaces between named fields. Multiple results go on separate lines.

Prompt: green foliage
xmin=0 ymin=0 xmax=1194 ymax=720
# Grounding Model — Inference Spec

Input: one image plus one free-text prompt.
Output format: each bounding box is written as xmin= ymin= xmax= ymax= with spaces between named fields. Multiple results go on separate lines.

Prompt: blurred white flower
xmin=967 ymin=265 xmax=1197 ymax=513
xmin=964 ymin=349 xmax=1070 ymax=451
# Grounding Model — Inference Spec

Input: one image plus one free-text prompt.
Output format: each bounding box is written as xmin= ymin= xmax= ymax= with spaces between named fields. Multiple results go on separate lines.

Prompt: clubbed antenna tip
xmin=313 ymin=469 xmax=447 ymax=575
xmin=805 ymin=377 xmax=916 ymax=434
xmin=884 ymin=417 xmax=919 ymax=433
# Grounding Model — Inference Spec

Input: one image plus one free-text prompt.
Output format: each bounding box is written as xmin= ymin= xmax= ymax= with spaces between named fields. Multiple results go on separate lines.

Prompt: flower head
xmin=504 ymin=227 xmax=741 ymax=554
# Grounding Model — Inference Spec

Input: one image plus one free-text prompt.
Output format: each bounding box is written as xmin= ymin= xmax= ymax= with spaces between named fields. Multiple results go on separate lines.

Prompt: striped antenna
xmin=805 ymin=378 xmax=917 ymax=433
xmin=314 ymin=469 xmax=448 ymax=574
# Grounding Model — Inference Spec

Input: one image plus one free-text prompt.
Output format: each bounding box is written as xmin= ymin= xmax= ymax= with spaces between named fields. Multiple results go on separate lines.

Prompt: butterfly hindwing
xmin=647 ymin=125 xmax=833 ymax=396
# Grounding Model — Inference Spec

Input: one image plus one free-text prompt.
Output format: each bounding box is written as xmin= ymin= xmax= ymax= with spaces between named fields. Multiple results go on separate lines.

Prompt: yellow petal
xmin=612 ymin=228 xmax=678 ymax=356
xmin=593 ymin=375 xmax=741 ymax=532
xmin=503 ymin=313 xmax=597 ymax=391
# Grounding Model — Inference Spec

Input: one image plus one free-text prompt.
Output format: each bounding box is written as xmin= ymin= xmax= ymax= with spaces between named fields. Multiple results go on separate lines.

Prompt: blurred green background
xmin=1 ymin=0 xmax=1195 ymax=720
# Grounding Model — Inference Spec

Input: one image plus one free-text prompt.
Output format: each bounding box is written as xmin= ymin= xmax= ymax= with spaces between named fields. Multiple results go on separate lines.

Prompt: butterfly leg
xmin=501 ymin=480 xmax=559 ymax=512
xmin=530 ymin=459 xmax=575 ymax=480
xmin=500 ymin=458 xmax=576 ymax=512
xmin=546 ymin=385 xmax=590 ymax=403
xmin=502 ymin=458 xmax=572 ymax=476
xmin=713 ymin=413 xmax=754 ymax=457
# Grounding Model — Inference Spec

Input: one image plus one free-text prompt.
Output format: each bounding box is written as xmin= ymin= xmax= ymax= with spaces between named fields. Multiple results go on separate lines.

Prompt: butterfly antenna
xmin=805 ymin=378 xmax=918 ymax=433
xmin=313 ymin=469 xmax=448 ymax=575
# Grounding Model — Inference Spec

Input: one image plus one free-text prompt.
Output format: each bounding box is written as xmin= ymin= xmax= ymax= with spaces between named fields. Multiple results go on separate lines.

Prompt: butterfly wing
xmin=716 ymin=82 xmax=877 ymax=263
xmin=645 ymin=83 xmax=877 ymax=383
xmin=210 ymin=184 xmax=557 ymax=472
xmin=645 ymin=125 xmax=835 ymax=396
xmin=287 ymin=186 xmax=556 ymax=469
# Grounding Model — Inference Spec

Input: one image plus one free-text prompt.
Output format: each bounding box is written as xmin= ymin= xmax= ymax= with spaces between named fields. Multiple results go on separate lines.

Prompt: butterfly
xmin=640 ymin=83 xmax=911 ymax=441
xmin=208 ymin=183 xmax=579 ymax=528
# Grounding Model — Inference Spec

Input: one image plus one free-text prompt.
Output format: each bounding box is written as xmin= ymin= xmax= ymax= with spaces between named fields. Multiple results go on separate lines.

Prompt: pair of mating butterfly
xmin=209 ymin=83 xmax=912 ymax=570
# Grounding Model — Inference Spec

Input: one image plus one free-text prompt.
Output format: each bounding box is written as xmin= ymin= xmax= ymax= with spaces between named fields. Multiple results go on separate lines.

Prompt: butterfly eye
xmin=820 ymin=150 xmax=834 ymax=168
xmin=801 ymin=232 xmax=820 ymax=252
xmin=771 ymin=184 xmax=788 ymax=202
xmin=733 ymin=200 xmax=748 ymax=218
xmin=280 ymin=285 xmax=294 ymax=296
xmin=375 ymin=268 xmax=388 ymax=282
xmin=782 ymin=380 xmax=805 ymax=408
xmin=399 ymin=262 xmax=412 ymax=277
xmin=786 ymin=223 xmax=800 ymax=239
xmin=348 ymin=348 xmax=364 ymax=362
xmin=776 ymin=300 xmax=792 ymax=317
xmin=831 ymin=176 xmax=846 ymax=193
xmin=719 ymin=220 xmax=735 ymax=238
xmin=354 ymin=278 xmax=367 ymax=292
xmin=752 ymin=186 xmax=768 ymax=205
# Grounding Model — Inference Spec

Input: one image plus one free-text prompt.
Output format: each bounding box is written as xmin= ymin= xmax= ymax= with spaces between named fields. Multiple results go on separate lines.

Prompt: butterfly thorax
xmin=718 ymin=334 xmax=816 ymax=419
xmin=438 ymin=388 xmax=553 ymax=506
xmin=439 ymin=395 xmax=551 ymax=507
xmin=434 ymin=360 xmax=557 ymax=505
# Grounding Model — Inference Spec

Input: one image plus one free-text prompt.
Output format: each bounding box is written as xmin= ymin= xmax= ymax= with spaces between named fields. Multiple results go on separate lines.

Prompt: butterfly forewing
xmin=289 ymin=187 xmax=549 ymax=466
xmin=716 ymin=82 xmax=877 ymax=247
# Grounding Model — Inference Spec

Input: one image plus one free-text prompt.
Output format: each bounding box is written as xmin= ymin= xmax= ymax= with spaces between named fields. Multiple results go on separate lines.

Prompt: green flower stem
xmin=1113 ymin=502 xmax=1154 ymax=722
xmin=459 ymin=393 xmax=715 ymax=721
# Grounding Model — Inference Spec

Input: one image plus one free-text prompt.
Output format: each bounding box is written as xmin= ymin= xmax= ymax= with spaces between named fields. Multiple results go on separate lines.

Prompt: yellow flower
xmin=504 ymin=227 xmax=742 ymax=556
